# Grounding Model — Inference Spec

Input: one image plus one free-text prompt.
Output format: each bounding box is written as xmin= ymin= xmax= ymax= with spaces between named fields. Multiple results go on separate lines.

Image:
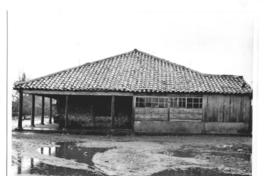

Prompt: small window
xmin=193 ymin=98 xmax=199 ymax=108
xmin=170 ymin=98 xmax=178 ymax=108
xmin=159 ymin=98 xmax=168 ymax=108
xmin=145 ymin=97 xmax=152 ymax=107
xmin=151 ymin=98 xmax=159 ymax=108
xmin=179 ymin=98 xmax=186 ymax=108
xmin=193 ymin=102 xmax=199 ymax=108
xmin=187 ymin=97 xmax=202 ymax=109
xmin=187 ymin=98 xmax=193 ymax=108
xmin=198 ymin=98 xmax=203 ymax=108
xmin=136 ymin=97 xmax=145 ymax=107
xmin=159 ymin=98 xmax=164 ymax=108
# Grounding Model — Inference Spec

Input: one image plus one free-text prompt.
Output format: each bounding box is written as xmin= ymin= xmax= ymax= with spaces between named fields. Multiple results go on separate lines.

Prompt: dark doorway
xmin=114 ymin=96 xmax=132 ymax=129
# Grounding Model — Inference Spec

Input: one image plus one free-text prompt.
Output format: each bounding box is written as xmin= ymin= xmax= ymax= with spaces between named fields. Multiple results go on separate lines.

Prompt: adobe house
xmin=14 ymin=49 xmax=252 ymax=135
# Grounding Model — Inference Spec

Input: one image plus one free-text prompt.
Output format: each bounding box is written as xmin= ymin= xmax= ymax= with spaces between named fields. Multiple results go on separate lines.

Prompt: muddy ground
xmin=12 ymin=132 xmax=251 ymax=176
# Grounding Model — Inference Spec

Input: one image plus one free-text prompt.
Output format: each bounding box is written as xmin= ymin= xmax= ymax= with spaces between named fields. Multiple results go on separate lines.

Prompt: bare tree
xmin=12 ymin=73 xmax=52 ymax=119
xmin=12 ymin=73 xmax=29 ymax=118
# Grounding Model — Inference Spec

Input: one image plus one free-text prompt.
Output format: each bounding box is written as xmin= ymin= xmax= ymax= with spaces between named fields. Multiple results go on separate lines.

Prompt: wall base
xmin=134 ymin=121 xmax=250 ymax=135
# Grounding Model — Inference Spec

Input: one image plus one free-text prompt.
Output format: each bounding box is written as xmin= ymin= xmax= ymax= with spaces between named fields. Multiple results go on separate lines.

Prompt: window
xmin=187 ymin=98 xmax=192 ymax=108
xmin=151 ymin=98 xmax=159 ymax=108
xmin=159 ymin=98 xmax=168 ymax=108
xmin=170 ymin=98 xmax=178 ymax=108
xmin=145 ymin=97 xmax=152 ymax=107
xmin=193 ymin=98 xmax=201 ymax=108
xmin=136 ymin=96 xmax=202 ymax=109
xmin=136 ymin=97 xmax=145 ymax=107
xmin=186 ymin=97 xmax=202 ymax=109
xmin=179 ymin=98 xmax=186 ymax=108
xmin=136 ymin=97 xmax=168 ymax=108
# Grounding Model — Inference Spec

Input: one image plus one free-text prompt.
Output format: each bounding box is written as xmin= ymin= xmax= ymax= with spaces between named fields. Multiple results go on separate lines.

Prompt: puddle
xmin=151 ymin=168 xmax=250 ymax=176
xmin=169 ymin=149 xmax=197 ymax=158
xmin=12 ymin=142 xmax=111 ymax=176
xmin=12 ymin=142 xmax=251 ymax=176
xmin=39 ymin=142 xmax=111 ymax=166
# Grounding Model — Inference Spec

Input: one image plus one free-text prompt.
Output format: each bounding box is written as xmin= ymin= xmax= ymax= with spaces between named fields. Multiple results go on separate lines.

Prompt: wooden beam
xmin=131 ymin=96 xmax=136 ymax=131
xmin=49 ymin=98 xmax=52 ymax=124
xmin=111 ymin=96 xmax=115 ymax=128
xmin=249 ymin=104 xmax=252 ymax=134
xmin=31 ymin=94 xmax=35 ymax=127
xmin=30 ymin=158 xmax=34 ymax=169
xmin=18 ymin=89 xmax=23 ymax=130
xmin=21 ymin=89 xmax=252 ymax=97
xmin=41 ymin=96 xmax=45 ymax=125
xmin=23 ymin=90 xmax=133 ymax=96
xmin=167 ymin=97 xmax=170 ymax=121
xmin=64 ymin=95 xmax=69 ymax=129
xmin=202 ymin=95 xmax=208 ymax=122
xmin=91 ymin=105 xmax=95 ymax=127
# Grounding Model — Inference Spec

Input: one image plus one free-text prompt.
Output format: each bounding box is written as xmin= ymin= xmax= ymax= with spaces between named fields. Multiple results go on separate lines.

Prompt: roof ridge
xmin=89 ymin=50 xmax=134 ymax=65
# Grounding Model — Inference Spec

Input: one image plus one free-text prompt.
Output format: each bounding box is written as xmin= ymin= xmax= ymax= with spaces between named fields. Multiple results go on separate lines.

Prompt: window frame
xmin=135 ymin=96 xmax=168 ymax=108
xmin=135 ymin=96 xmax=202 ymax=109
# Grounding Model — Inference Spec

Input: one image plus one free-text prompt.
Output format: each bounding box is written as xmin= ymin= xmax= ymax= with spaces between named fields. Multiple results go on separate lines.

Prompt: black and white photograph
xmin=0 ymin=0 xmax=264 ymax=175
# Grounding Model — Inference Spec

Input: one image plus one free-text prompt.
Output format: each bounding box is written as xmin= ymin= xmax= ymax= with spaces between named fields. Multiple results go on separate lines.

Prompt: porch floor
xmin=12 ymin=116 xmax=132 ymax=135
xmin=12 ymin=116 xmax=59 ymax=132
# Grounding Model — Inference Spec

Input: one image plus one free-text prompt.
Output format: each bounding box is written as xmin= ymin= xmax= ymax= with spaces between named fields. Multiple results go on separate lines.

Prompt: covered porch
xmin=15 ymin=89 xmax=135 ymax=134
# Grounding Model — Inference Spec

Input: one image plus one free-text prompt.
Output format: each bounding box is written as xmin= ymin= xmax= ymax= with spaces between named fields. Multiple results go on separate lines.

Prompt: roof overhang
xmin=17 ymin=89 xmax=252 ymax=98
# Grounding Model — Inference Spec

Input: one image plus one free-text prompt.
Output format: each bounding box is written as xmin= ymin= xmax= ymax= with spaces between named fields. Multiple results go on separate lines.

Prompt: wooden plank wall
xmin=135 ymin=108 xmax=167 ymax=121
xmin=135 ymin=107 xmax=202 ymax=121
xmin=203 ymin=94 xmax=251 ymax=122
xmin=170 ymin=108 xmax=202 ymax=121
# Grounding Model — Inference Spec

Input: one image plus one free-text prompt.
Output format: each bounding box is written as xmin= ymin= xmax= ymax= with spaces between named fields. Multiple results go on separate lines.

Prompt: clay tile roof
xmin=14 ymin=49 xmax=252 ymax=94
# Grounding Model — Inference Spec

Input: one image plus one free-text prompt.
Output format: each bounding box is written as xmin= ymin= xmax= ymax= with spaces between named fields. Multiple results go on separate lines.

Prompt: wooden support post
xmin=18 ymin=89 xmax=23 ymax=130
xmin=111 ymin=96 xmax=115 ymax=128
xmin=41 ymin=96 xmax=45 ymax=125
xmin=249 ymin=104 xmax=252 ymax=135
xmin=64 ymin=95 xmax=69 ymax=129
xmin=91 ymin=105 xmax=95 ymax=127
xmin=167 ymin=97 xmax=170 ymax=121
xmin=31 ymin=94 xmax=35 ymax=127
xmin=131 ymin=96 xmax=136 ymax=131
xmin=201 ymin=95 xmax=208 ymax=134
xmin=17 ymin=153 xmax=22 ymax=174
xmin=30 ymin=158 xmax=34 ymax=169
xmin=49 ymin=98 xmax=52 ymax=124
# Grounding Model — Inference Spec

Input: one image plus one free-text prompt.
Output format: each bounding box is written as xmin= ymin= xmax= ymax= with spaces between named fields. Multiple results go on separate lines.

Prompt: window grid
xmin=136 ymin=97 xmax=168 ymax=108
xmin=136 ymin=96 xmax=202 ymax=109
xmin=179 ymin=98 xmax=186 ymax=108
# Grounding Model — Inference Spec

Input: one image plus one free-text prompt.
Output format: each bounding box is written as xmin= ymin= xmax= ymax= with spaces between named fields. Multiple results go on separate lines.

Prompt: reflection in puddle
xmin=13 ymin=142 xmax=110 ymax=176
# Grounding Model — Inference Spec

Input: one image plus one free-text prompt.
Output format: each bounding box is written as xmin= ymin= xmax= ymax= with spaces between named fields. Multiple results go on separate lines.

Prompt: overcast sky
xmin=9 ymin=0 xmax=254 ymax=85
